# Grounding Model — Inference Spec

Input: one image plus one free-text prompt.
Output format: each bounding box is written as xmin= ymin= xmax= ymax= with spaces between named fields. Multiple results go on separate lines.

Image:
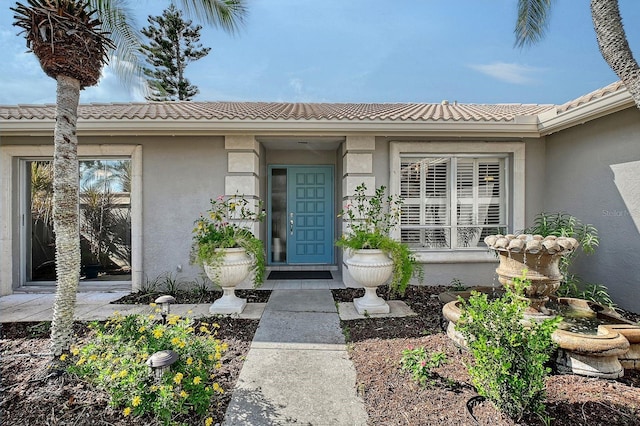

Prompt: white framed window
xmin=390 ymin=141 xmax=525 ymax=262
xmin=399 ymin=155 xmax=507 ymax=249
xmin=0 ymin=145 xmax=142 ymax=293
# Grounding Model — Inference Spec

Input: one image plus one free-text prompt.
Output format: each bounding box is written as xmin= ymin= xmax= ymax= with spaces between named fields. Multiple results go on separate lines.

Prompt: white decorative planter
xmin=345 ymin=249 xmax=394 ymax=315
xmin=204 ymin=248 xmax=252 ymax=314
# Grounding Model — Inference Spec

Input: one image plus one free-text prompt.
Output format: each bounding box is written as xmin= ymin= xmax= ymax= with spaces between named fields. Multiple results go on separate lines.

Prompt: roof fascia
xmin=0 ymin=118 xmax=542 ymax=138
xmin=537 ymin=88 xmax=635 ymax=135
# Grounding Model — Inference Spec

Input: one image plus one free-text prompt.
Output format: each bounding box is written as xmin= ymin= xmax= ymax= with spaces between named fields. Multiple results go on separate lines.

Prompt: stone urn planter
xmin=484 ymin=234 xmax=579 ymax=316
xmin=204 ymin=248 xmax=253 ymax=314
xmin=345 ymin=249 xmax=394 ymax=314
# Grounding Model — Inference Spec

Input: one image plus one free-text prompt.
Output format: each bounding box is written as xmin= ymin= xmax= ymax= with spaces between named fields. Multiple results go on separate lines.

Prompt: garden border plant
xmin=455 ymin=272 xmax=562 ymax=422
xmin=66 ymin=306 xmax=228 ymax=425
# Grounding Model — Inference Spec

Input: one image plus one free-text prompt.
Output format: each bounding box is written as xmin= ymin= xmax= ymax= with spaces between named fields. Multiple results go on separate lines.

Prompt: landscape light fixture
xmin=146 ymin=350 xmax=179 ymax=380
xmin=155 ymin=295 xmax=176 ymax=324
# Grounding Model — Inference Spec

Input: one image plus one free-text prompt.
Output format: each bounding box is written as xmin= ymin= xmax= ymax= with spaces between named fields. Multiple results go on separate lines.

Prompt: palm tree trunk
xmin=50 ymin=74 xmax=82 ymax=357
xmin=591 ymin=0 xmax=640 ymax=109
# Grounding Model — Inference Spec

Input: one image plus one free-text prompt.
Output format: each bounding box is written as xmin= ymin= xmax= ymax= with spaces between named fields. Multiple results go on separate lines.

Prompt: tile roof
xmin=0 ymin=101 xmax=554 ymax=122
xmin=557 ymin=81 xmax=626 ymax=113
xmin=0 ymin=81 xmax=629 ymax=125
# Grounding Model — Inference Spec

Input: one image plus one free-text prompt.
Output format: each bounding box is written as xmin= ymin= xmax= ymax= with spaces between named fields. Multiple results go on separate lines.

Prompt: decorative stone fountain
xmin=442 ymin=234 xmax=640 ymax=378
xmin=484 ymin=234 xmax=579 ymax=316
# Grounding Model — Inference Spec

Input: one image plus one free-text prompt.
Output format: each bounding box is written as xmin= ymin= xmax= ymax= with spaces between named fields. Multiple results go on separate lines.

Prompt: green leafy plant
xmin=450 ymin=278 xmax=467 ymax=291
xmin=67 ymin=308 xmax=227 ymax=425
xmin=523 ymin=212 xmax=613 ymax=306
xmin=192 ymin=194 xmax=266 ymax=286
xmin=337 ymin=183 xmax=423 ymax=295
xmin=455 ymin=273 xmax=561 ymax=421
xmin=400 ymin=347 xmax=447 ymax=387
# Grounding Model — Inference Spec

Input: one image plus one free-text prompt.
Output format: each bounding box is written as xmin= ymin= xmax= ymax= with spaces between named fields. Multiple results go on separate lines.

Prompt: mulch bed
xmin=2 ymin=286 xmax=640 ymax=425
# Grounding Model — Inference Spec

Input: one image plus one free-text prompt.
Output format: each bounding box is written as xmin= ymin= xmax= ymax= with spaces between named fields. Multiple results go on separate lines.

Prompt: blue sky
xmin=1 ymin=0 xmax=639 ymax=105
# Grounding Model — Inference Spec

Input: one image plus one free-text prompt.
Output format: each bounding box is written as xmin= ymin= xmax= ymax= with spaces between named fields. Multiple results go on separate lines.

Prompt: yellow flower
xmin=123 ymin=407 xmax=132 ymax=417
xmin=174 ymin=372 xmax=183 ymax=384
xmin=138 ymin=326 xmax=147 ymax=333
xmin=59 ymin=354 xmax=67 ymax=361
xmin=171 ymin=337 xmax=181 ymax=346
xmin=89 ymin=355 xmax=97 ymax=361
xmin=167 ymin=315 xmax=179 ymax=325
xmin=153 ymin=328 xmax=164 ymax=339
xmin=150 ymin=303 xmax=157 ymax=308
xmin=151 ymin=385 xmax=158 ymax=392
xmin=76 ymin=357 xmax=86 ymax=366
xmin=148 ymin=314 xmax=156 ymax=320
xmin=132 ymin=396 xmax=141 ymax=407
xmin=200 ymin=325 xmax=211 ymax=334
xmin=119 ymin=369 xmax=128 ymax=378
xmin=208 ymin=354 xmax=214 ymax=361
xmin=180 ymin=390 xmax=189 ymax=398
xmin=193 ymin=376 xmax=202 ymax=385
xmin=212 ymin=323 xmax=220 ymax=329
xmin=178 ymin=340 xmax=186 ymax=349
xmin=213 ymin=382 xmax=224 ymax=394
xmin=186 ymin=357 xmax=193 ymax=365
xmin=205 ymin=417 xmax=214 ymax=426
xmin=71 ymin=347 xmax=80 ymax=356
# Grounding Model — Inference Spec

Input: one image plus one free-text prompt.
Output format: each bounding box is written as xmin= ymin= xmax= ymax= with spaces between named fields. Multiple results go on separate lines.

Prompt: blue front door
xmin=268 ymin=166 xmax=333 ymax=264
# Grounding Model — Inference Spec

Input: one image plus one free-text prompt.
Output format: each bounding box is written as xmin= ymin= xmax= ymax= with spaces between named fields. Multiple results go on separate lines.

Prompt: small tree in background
xmin=141 ymin=4 xmax=211 ymax=101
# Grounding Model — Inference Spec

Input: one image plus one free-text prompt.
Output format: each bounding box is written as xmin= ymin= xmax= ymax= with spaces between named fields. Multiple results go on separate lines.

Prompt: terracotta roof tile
xmin=557 ymin=81 xmax=626 ymax=112
xmin=0 ymin=101 xmax=555 ymax=122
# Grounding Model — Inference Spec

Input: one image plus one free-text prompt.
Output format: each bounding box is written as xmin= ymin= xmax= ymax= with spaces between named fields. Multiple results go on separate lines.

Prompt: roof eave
xmin=537 ymin=87 xmax=635 ymax=136
xmin=0 ymin=118 xmax=542 ymax=138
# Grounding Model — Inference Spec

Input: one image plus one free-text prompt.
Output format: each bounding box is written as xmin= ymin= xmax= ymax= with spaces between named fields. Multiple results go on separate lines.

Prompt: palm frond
xmin=175 ymin=0 xmax=248 ymax=33
xmin=89 ymin=0 xmax=146 ymax=88
xmin=514 ymin=0 xmax=553 ymax=48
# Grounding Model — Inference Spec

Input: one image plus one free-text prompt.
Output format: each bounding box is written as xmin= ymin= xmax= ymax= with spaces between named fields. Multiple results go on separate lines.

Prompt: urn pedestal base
xmin=353 ymin=287 xmax=390 ymax=314
xmin=209 ymin=288 xmax=247 ymax=315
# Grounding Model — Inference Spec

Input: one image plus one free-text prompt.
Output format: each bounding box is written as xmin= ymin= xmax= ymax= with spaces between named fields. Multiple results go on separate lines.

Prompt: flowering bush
xmin=192 ymin=194 xmax=266 ymax=286
xmin=337 ymin=183 xmax=422 ymax=295
xmin=67 ymin=307 xmax=228 ymax=425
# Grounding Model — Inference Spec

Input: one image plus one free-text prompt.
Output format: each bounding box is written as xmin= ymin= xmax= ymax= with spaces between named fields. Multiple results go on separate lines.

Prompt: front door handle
xmin=289 ymin=212 xmax=294 ymax=235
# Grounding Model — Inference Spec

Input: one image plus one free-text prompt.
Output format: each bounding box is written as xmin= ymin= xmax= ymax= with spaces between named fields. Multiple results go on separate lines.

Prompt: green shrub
xmin=455 ymin=275 xmax=561 ymax=421
xmin=66 ymin=307 xmax=227 ymax=425
xmin=399 ymin=347 xmax=447 ymax=387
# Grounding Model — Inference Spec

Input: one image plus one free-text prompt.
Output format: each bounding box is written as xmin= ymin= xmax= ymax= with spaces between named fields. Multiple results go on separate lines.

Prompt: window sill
xmin=412 ymin=250 xmax=497 ymax=264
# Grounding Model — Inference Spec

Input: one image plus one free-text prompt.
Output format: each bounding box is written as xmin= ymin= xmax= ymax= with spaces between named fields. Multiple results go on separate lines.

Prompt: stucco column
xmin=341 ymin=135 xmax=376 ymax=286
xmin=224 ymin=135 xmax=262 ymax=236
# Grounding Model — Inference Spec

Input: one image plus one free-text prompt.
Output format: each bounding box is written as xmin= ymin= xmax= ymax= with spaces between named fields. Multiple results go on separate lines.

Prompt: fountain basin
xmin=442 ymin=295 xmax=640 ymax=378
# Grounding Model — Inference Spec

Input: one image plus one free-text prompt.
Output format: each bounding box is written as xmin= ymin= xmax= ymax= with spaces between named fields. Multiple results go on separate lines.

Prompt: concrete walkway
xmin=223 ymin=289 xmax=368 ymax=426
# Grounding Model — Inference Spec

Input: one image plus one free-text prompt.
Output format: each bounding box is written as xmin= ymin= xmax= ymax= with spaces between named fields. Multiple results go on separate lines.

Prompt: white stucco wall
xmin=544 ymin=107 xmax=640 ymax=312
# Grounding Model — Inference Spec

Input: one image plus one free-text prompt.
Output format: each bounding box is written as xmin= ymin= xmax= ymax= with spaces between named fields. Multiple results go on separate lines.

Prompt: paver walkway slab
xmin=223 ymin=289 xmax=367 ymax=425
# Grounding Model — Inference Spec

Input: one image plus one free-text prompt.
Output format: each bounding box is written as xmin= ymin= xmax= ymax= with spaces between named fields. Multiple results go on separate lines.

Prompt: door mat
xmin=267 ymin=270 xmax=333 ymax=280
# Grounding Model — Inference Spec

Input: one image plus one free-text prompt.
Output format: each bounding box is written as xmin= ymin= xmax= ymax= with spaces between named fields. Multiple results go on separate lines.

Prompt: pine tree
xmin=140 ymin=5 xmax=211 ymax=101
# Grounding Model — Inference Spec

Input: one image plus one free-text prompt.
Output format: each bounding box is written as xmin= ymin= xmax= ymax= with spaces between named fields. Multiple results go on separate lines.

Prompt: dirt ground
xmin=1 ymin=286 xmax=639 ymax=425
